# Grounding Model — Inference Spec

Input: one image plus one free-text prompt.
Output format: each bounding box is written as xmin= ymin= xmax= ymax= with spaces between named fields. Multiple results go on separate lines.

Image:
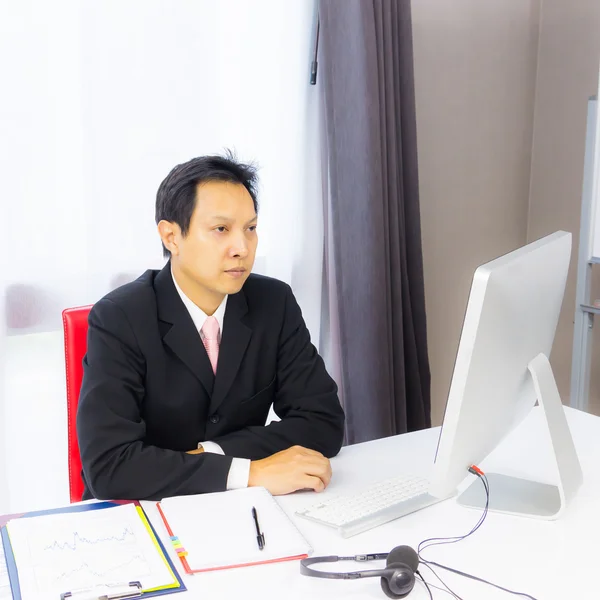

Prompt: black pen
xmin=252 ymin=506 xmax=265 ymax=551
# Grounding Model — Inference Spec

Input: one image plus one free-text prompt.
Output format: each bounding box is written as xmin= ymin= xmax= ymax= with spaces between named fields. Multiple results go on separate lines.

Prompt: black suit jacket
xmin=77 ymin=263 xmax=345 ymax=501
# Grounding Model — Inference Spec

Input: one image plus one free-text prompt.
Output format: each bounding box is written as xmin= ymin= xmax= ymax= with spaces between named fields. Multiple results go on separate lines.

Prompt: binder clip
xmin=60 ymin=580 xmax=142 ymax=600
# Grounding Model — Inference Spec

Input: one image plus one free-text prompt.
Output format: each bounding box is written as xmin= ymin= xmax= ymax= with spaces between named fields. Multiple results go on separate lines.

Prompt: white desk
xmin=140 ymin=406 xmax=600 ymax=600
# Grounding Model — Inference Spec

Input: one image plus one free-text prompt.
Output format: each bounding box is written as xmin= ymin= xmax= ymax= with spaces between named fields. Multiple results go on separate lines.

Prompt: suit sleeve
xmin=213 ymin=285 xmax=345 ymax=459
xmin=77 ymin=298 xmax=233 ymax=500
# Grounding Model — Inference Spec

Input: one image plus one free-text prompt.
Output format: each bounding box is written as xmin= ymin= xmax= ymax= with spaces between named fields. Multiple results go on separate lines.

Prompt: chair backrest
xmin=62 ymin=305 xmax=93 ymax=503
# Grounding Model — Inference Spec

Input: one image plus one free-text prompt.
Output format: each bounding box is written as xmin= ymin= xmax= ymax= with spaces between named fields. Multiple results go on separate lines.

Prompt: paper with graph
xmin=6 ymin=503 xmax=177 ymax=600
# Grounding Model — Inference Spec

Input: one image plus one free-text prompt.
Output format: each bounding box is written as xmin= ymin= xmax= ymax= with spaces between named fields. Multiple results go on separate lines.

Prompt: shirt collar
xmin=171 ymin=266 xmax=228 ymax=335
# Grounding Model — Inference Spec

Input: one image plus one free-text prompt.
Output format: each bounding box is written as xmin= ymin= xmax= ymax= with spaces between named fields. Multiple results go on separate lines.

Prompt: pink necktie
xmin=201 ymin=316 xmax=220 ymax=374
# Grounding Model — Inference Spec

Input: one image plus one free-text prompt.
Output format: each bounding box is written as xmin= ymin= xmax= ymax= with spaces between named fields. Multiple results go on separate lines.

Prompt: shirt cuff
xmin=199 ymin=441 xmax=224 ymax=455
xmin=199 ymin=442 xmax=250 ymax=489
xmin=227 ymin=458 xmax=251 ymax=490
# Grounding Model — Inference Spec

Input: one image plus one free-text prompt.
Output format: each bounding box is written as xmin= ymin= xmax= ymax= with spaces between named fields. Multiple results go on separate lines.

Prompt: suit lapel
xmin=209 ymin=290 xmax=251 ymax=415
xmin=155 ymin=263 xmax=215 ymax=396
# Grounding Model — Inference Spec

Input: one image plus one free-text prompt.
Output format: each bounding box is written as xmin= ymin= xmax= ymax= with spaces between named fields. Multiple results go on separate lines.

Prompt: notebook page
xmin=6 ymin=504 xmax=176 ymax=600
xmin=160 ymin=487 xmax=312 ymax=571
xmin=0 ymin=537 xmax=11 ymax=600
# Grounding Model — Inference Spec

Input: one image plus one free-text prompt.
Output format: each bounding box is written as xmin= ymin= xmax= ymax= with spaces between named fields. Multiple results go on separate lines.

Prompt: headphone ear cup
xmin=386 ymin=546 xmax=419 ymax=572
xmin=380 ymin=546 xmax=418 ymax=598
xmin=380 ymin=574 xmax=401 ymax=599
xmin=380 ymin=562 xmax=415 ymax=598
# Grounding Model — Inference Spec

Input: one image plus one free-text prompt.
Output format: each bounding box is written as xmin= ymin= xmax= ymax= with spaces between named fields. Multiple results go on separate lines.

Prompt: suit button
xmin=209 ymin=414 xmax=220 ymax=424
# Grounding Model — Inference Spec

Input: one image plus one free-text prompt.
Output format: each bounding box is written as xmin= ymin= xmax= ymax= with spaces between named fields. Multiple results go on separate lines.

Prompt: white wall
xmin=412 ymin=0 xmax=541 ymax=425
xmin=527 ymin=0 xmax=600 ymax=413
xmin=413 ymin=0 xmax=600 ymax=422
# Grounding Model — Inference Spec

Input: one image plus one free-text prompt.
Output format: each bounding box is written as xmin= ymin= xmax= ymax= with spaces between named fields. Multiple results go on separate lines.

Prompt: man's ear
xmin=157 ymin=220 xmax=181 ymax=256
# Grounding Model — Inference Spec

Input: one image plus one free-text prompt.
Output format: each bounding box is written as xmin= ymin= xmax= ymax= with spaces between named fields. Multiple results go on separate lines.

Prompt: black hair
xmin=155 ymin=150 xmax=259 ymax=257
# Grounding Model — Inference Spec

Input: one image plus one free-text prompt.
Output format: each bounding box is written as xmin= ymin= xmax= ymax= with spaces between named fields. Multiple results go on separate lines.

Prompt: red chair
xmin=62 ymin=305 xmax=93 ymax=503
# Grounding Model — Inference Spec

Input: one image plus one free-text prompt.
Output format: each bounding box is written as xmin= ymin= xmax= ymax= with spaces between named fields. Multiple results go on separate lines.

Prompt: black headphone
xmin=300 ymin=545 xmax=419 ymax=598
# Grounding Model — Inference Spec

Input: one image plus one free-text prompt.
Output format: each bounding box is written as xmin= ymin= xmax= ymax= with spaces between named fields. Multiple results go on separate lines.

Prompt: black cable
xmin=426 ymin=582 xmax=464 ymax=598
xmin=419 ymin=480 xmax=488 ymax=554
xmin=423 ymin=581 xmax=463 ymax=599
xmin=425 ymin=560 xmax=538 ymax=600
xmin=418 ymin=475 xmax=489 ymax=556
xmin=310 ymin=13 xmax=319 ymax=84
xmin=416 ymin=570 xmax=434 ymax=600
xmin=418 ymin=473 xmax=488 ymax=557
xmin=420 ymin=562 xmax=464 ymax=600
xmin=419 ymin=471 xmax=539 ymax=600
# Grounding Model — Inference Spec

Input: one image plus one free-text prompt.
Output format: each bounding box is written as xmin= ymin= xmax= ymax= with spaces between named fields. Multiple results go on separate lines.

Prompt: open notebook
xmin=157 ymin=487 xmax=313 ymax=573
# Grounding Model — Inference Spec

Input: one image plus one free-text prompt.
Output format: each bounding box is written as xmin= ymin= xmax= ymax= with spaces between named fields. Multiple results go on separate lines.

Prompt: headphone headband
xmin=300 ymin=553 xmax=394 ymax=580
xmin=300 ymin=546 xmax=420 ymax=598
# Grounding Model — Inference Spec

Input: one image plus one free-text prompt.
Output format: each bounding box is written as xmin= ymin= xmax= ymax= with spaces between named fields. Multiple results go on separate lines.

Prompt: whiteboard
xmin=592 ymin=64 xmax=600 ymax=259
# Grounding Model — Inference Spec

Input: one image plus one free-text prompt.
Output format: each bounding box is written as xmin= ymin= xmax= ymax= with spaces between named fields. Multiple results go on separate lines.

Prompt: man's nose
xmin=230 ymin=232 xmax=249 ymax=258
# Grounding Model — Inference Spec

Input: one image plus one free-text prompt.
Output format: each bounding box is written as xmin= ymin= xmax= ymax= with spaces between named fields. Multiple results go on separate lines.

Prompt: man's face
xmin=174 ymin=181 xmax=258 ymax=297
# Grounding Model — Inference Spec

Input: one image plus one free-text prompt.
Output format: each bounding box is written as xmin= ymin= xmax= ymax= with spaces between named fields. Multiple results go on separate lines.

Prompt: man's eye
xmin=248 ymin=226 xmax=257 ymax=232
xmin=215 ymin=226 xmax=227 ymax=233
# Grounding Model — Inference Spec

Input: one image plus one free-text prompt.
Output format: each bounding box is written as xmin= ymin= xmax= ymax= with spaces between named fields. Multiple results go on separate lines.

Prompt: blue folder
xmin=0 ymin=501 xmax=186 ymax=599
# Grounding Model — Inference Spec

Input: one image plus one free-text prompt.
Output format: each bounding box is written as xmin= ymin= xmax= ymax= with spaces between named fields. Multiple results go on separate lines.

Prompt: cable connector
xmin=468 ymin=465 xmax=485 ymax=477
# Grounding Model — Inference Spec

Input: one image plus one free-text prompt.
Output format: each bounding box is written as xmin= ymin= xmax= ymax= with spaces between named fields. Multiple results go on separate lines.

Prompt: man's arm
xmin=77 ymin=298 xmax=233 ymax=500
xmin=211 ymin=284 xmax=345 ymax=460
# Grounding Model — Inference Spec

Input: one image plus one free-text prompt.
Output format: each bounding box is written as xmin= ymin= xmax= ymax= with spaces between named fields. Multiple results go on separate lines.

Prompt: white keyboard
xmin=295 ymin=475 xmax=443 ymax=538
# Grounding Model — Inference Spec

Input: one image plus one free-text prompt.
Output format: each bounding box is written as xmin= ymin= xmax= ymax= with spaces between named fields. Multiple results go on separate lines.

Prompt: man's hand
xmin=248 ymin=445 xmax=332 ymax=495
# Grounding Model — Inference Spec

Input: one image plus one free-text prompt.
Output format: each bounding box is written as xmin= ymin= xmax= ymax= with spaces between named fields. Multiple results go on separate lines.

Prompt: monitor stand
xmin=457 ymin=353 xmax=583 ymax=519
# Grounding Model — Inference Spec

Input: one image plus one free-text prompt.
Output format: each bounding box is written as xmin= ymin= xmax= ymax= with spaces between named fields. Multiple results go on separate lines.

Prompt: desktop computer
xmin=296 ymin=231 xmax=583 ymax=537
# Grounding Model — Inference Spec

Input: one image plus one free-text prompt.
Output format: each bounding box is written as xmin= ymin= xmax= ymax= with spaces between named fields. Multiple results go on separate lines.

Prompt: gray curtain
xmin=319 ymin=0 xmax=431 ymax=444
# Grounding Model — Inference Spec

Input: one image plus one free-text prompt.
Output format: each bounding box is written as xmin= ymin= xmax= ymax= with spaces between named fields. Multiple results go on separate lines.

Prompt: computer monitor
xmin=428 ymin=230 xmax=582 ymax=519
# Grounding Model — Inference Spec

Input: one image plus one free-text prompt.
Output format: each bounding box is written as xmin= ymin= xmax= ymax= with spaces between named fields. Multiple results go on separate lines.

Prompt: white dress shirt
xmin=171 ymin=268 xmax=251 ymax=490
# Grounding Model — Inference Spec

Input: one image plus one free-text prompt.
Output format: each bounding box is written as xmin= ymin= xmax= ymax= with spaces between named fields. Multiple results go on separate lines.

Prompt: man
xmin=77 ymin=153 xmax=345 ymax=501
